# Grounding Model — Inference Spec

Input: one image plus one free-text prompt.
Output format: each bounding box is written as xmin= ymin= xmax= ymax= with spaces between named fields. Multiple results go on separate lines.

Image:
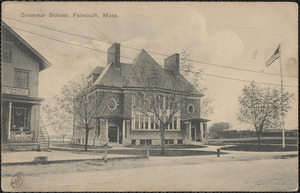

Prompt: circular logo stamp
xmin=10 ymin=172 xmax=25 ymax=188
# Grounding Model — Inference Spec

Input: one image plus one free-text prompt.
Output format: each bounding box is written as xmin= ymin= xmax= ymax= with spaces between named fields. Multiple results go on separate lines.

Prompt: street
xmin=2 ymin=155 xmax=298 ymax=192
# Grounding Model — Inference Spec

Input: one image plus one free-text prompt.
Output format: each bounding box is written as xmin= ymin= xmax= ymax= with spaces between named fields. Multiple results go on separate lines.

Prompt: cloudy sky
xmin=2 ymin=2 xmax=298 ymax=130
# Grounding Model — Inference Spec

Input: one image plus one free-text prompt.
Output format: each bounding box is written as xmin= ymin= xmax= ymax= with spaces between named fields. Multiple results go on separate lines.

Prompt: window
xmin=155 ymin=121 xmax=159 ymax=129
xmin=165 ymin=139 xmax=175 ymax=145
xmin=145 ymin=116 xmax=149 ymax=129
xmin=135 ymin=114 xmax=139 ymax=129
xmin=140 ymin=115 xmax=144 ymax=129
xmin=82 ymin=139 xmax=85 ymax=144
xmin=188 ymin=104 xmax=194 ymax=113
xmin=140 ymin=139 xmax=152 ymax=145
xmin=11 ymin=107 xmax=30 ymax=131
xmin=174 ymin=117 xmax=177 ymax=130
xmin=140 ymin=139 xmax=146 ymax=145
xmin=108 ymin=98 xmax=117 ymax=111
xmin=150 ymin=115 xmax=154 ymax=129
xmin=2 ymin=42 xmax=12 ymax=62
xmin=165 ymin=117 xmax=179 ymax=130
xmin=134 ymin=113 xmax=160 ymax=130
xmin=14 ymin=69 xmax=29 ymax=89
xmin=146 ymin=140 xmax=152 ymax=145
xmin=177 ymin=139 xmax=183 ymax=144
xmin=131 ymin=140 xmax=136 ymax=145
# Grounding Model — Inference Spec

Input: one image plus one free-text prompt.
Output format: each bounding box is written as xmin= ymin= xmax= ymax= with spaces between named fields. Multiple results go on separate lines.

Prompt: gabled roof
xmin=90 ymin=49 xmax=203 ymax=96
xmin=123 ymin=50 xmax=202 ymax=96
xmin=1 ymin=21 xmax=51 ymax=71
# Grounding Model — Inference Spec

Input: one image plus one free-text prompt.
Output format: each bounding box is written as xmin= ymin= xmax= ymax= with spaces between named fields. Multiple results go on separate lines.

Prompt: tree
xmin=41 ymin=75 xmax=88 ymax=145
xmin=180 ymin=50 xmax=214 ymax=117
xmin=41 ymin=101 xmax=71 ymax=143
xmin=73 ymin=87 xmax=107 ymax=151
xmin=208 ymin=122 xmax=231 ymax=139
xmin=42 ymin=75 xmax=107 ymax=151
xmin=237 ymin=82 xmax=294 ymax=146
xmin=132 ymin=63 xmax=193 ymax=155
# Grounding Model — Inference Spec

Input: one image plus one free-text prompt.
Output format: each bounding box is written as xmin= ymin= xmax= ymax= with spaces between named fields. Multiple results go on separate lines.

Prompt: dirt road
xmin=2 ymin=156 xmax=297 ymax=192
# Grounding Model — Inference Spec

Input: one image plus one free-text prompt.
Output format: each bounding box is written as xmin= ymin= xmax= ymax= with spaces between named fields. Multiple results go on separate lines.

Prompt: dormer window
xmin=2 ymin=41 xmax=13 ymax=62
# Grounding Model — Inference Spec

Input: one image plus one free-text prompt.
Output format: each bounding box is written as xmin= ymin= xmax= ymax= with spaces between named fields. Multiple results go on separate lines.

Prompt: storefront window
xmin=11 ymin=107 xmax=30 ymax=131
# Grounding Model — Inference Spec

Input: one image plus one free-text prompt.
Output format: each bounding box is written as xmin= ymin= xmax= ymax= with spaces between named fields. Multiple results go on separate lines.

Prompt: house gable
xmin=2 ymin=21 xmax=51 ymax=71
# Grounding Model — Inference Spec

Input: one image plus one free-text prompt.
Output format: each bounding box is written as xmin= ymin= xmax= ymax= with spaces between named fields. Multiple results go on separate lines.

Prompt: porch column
xmin=105 ymin=119 xmax=108 ymax=139
xmin=37 ymin=104 xmax=41 ymax=143
xmin=203 ymin=122 xmax=207 ymax=139
xmin=189 ymin=122 xmax=192 ymax=139
xmin=8 ymin=102 xmax=12 ymax=139
xmin=122 ymin=119 xmax=126 ymax=139
xmin=200 ymin=122 xmax=204 ymax=141
xmin=117 ymin=127 xmax=119 ymax=143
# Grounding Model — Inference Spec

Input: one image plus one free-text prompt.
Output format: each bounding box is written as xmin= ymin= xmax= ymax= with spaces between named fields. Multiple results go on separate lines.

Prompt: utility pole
xmin=279 ymin=44 xmax=285 ymax=148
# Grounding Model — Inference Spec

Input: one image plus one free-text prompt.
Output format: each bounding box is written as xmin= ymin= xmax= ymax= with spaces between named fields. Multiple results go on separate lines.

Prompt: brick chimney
xmin=107 ymin=43 xmax=120 ymax=69
xmin=164 ymin=53 xmax=180 ymax=73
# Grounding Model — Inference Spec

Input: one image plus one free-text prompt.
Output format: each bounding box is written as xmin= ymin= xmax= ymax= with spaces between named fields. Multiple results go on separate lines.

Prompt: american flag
xmin=265 ymin=45 xmax=280 ymax=67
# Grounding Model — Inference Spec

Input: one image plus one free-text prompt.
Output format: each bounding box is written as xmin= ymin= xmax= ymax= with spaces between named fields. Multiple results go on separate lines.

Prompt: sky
xmin=2 ymin=2 xmax=298 ymax=131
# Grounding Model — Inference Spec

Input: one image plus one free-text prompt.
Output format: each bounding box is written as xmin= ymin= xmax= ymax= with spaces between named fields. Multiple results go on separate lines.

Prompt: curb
xmin=2 ymin=155 xmax=147 ymax=166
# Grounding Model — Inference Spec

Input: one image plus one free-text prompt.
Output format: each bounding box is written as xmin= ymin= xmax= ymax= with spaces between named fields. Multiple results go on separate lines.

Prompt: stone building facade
xmin=72 ymin=43 xmax=209 ymax=146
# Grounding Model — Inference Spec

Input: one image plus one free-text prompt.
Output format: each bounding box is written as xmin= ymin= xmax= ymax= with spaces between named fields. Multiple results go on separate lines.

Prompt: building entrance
xmin=108 ymin=126 xmax=118 ymax=142
xmin=191 ymin=128 xmax=196 ymax=141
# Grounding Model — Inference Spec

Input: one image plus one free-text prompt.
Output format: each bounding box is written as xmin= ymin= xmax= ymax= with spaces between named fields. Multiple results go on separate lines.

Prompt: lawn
xmin=207 ymin=137 xmax=298 ymax=146
xmin=221 ymin=144 xmax=298 ymax=152
xmin=51 ymin=142 xmax=111 ymax=150
xmin=224 ymin=138 xmax=298 ymax=145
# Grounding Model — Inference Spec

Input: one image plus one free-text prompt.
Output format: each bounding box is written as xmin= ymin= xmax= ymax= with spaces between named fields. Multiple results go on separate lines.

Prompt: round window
xmin=108 ymin=98 xmax=117 ymax=110
xmin=188 ymin=104 xmax=194 ymax=113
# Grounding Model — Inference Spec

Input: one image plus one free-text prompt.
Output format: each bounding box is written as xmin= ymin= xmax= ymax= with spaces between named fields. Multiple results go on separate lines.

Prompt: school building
xmin=72 ymin=43 xmax=209 ymax=146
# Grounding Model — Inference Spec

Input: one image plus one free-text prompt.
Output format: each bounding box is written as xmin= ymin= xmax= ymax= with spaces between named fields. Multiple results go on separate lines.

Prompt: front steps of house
xmin=39 ymin=120 xmax=51 ymax=151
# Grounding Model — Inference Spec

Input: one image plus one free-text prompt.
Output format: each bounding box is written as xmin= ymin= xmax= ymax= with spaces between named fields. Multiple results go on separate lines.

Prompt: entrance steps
xmin=39 ymin=119 xmax=51 ymax=151
xmin=107 ymin=143 xmax=123 ymax=148
xmin=191 ymin=141 xmax=205 ymax=146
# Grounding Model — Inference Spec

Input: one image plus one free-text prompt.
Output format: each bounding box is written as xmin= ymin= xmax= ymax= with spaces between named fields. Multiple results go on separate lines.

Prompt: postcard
xmin=1 ymin=2 xmax=298 ymax=192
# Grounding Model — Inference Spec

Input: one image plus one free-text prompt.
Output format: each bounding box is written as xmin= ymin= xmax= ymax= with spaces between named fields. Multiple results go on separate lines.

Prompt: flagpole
xmin=279 ymin=44 xmax=285 ymax=148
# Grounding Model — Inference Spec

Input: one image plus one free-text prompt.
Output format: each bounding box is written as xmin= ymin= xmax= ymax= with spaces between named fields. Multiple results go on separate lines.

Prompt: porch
xmin=182 ymin=118 xmax=210 ymax=143
xmin=1 ymin=94 xmax=44 ymax=151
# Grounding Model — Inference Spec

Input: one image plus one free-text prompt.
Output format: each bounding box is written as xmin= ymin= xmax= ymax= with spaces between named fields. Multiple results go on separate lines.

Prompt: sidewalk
xmin=1 ymin=150 xmax=146 ymax=166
